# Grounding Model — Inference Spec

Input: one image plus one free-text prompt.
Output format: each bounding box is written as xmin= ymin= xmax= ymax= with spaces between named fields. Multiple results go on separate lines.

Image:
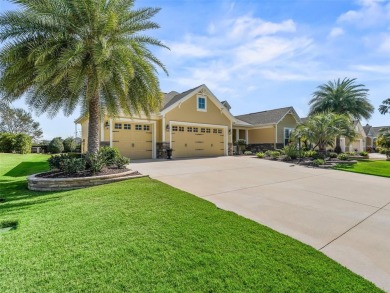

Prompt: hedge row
xmin=0 ymin=132 xmax=32 ymax=154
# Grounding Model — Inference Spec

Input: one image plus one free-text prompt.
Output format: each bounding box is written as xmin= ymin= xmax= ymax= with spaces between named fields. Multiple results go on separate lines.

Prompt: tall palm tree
xmin=309 ymin=78 xmax=374 ymax=152
xmin=379 ymin=98 xmax=390 ymax=115
xmin=293 ymin=112 xmax=356 ymax=151
xmin=0 ymin=0 xmax=168 ymax=154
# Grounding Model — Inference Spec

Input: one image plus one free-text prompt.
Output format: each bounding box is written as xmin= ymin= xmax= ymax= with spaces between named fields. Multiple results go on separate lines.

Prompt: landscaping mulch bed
xmin=36 ymin=167 xmax=141 ymax=179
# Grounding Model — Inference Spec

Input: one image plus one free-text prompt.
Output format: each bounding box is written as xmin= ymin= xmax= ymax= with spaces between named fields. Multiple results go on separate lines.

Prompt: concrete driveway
xmin=132 ymin=156 xmax=390 ymax=291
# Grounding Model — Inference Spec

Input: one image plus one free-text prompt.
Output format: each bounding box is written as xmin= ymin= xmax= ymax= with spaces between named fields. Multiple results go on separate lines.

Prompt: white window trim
xmin=283 ymin=127 xmax=294 ymax=146
xmin=197 ymin=96 xmax=207 ymax=112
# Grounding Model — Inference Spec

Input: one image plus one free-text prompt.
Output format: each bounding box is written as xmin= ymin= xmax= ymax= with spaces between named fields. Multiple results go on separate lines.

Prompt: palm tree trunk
xmin=87 ymin=94 xmax=100 ymax=154
xmin=335 ymin=135 xmax=341 ymax=153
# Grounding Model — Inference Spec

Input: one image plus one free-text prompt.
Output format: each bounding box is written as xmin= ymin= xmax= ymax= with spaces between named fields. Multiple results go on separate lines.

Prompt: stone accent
xmin=156 ymin=142 xmax=170 ymax=159
xmin=28 ymin=170 xmax=148 ymax=191
xmin=228 ymin=143 xmax=233 ymax=156
xmin=247 ymin=143 xmax=284 ymax=153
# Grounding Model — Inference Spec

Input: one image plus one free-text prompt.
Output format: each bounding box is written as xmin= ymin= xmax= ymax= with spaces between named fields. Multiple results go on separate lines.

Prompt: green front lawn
xmin=0 ymin=153 xmax=381 ymax=292
xmin=334 ymin=159 xmax=390 ymax=178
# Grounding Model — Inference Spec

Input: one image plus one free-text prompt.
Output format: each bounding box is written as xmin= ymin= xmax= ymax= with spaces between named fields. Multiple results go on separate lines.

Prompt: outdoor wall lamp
xmin=166 ymin=124 xmax=170 ymax=131
xmin=228 ymin=129 xmax=232 ymax=134
xmin=105 ymin=121 xmax=110 ymax=129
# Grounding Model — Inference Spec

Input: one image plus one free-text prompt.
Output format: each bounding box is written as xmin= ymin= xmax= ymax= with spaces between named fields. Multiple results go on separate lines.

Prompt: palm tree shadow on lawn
xmin=4 ymin=161 xmax=49 ymax=177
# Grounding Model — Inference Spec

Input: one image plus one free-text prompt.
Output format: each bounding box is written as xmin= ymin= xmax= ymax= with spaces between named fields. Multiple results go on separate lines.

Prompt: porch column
xmin=109 ymin=118 xmax=113 ymax=147
xmin=235 ymin=129 xmax=239 ymax=141
xmin=245 ymin=129 xmax=249 ymax=144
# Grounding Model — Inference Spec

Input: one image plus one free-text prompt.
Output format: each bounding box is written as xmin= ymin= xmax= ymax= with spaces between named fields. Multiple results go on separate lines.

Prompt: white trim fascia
xmin=168 ymin=120 xmax=229 ymax=156
xmin=100 ymin=121 xmax=104 ymax=141
xmin=109 ymin=118 xmax=113 ymax=147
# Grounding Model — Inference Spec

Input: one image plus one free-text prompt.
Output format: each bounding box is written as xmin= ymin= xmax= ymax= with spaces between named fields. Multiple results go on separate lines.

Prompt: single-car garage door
xmin=112 ymin=122 xmax=153 ymax=159
xmin=171 ymin=125 xmax=225 ymax=158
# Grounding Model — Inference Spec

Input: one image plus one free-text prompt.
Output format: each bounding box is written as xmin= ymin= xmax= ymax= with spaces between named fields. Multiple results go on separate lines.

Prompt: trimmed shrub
xmin=48 ymin=137 xmax=64 ymax=154
xmin=114 ymin=156 xmax=130 ymax=169
xmin=236 ymin=139 xmax=247 ymax=145
xmin=256 ymin=152 xmax=265 ymax=158
xmin=13 ymin=134 xmax=32 ymax=154
xmin=337 ymin=153 xmax=349 ymax=161
xmin=99 ymin=146 xmax=120 ymax=164
xmin=60 ymin=157 xmax=86 ymax=174
xmin=359 ymin=151 xmax=368 ymax=157
xmin=244 ymin=151 xmax=253 ymax=155
xmin=48 ymin=153 xmax=82 ymax=170
xmin=63 ymin=137 xmax=77 ymax=153
xmin=328 ymin=152 xmax=338 ymax=158
xmin=85 ymin=153 xmax=106 ymax=173
xmin=264 ymin=150 xmax=273 ymax=157
xmin=312 ymin=159 xmax=325 ymax=166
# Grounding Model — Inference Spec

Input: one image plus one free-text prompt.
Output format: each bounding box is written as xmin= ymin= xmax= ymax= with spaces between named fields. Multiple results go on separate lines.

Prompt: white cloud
xmin=337 ymin=0 xmax=390 ymax=27
xmin=230 ymin=16 xmax=296 ymax=38
xmin=378 ymin=33 xmax=390 ymax=52
xmin=328 ymin=27 xmax=345 ymax=38
xmin=168 ymin=42 xmax=213 ymax=58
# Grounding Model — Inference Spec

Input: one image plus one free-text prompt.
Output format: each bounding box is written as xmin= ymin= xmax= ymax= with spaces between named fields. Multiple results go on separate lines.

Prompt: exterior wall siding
xmin=277 ymin=114 xmax=298 ymax=144
xmin=248 ymin=127 xmax=275 ymax=144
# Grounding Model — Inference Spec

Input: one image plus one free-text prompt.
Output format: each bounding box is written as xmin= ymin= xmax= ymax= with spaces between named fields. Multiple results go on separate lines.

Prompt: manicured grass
xmin=0 ymin=153 xmax=382 ymax=292
xmin=334 ymin=159 xmax=390 ymax=178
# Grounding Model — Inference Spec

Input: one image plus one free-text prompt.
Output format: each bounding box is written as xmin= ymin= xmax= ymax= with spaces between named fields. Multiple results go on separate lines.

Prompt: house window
xmin=213 ymin=129 xmax=218 ymax=134
xmin=172 ymin=126 xmax=178 ymax=132
xmin=197 ymin=96 xmax=206 ymax=111
xmin=135 ymin=124 xmax=142 ymax=131
xmin=284 ymin=128 xmax=294 ymax=145
xmin=187 ymin=127 xmax=193 ymax=132
xmin=114 ymin=123 xmax=122 ymax=129
xmin=179 ymin=126 xmax=184 ymax=132
xmin=206 ymin=128 xmax=211 ymax=133
xmin=201 ymin=128 xmax=206 ymax=133
xmin=193 ymin=127 xmax=198 ymax=133
xmin=123 ymin=124 xmax=131 ymax=130
xmin=144 ymin=125 xmax=150 ymax=131
xmin=218 ymin=129 xmax=222 ymax=134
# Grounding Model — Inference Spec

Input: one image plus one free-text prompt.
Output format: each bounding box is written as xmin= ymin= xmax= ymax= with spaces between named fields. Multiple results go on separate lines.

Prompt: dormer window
xmin=197 ymin=96 xmax=207 ymax=112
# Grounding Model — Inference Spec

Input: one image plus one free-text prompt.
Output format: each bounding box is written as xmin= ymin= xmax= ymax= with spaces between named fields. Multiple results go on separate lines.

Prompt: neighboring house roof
xmin=372 ymin=126 xmax=390 ymax=137
xmin=234 ymin=106 xmax=300 ymax=126
xmin=300 ymin=117 xmax=307 ymax=123
xmin=363 ymin=124 xmax=372 ymax=136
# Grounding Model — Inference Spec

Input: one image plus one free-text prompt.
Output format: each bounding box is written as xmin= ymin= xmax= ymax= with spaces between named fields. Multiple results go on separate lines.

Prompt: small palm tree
xmin=0 ymin=0 xmax=168 ymax=154
xmin=309 ymin=78 xmax=374 ymax=152
xmin=379 ymin=98 xmax=390 ymax=115
xmin=293 ymin=112 xmax=356 ymax=152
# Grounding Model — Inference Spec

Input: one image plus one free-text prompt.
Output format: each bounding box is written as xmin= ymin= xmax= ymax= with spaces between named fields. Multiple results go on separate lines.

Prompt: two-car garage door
xmin=112 ymin=122 xmax=153 ymax=159
xmin=171 ymin=125 xmax=225 ymax=158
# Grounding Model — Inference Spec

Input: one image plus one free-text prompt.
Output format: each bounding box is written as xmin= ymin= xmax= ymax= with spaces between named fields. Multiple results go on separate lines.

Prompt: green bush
xmin=280 ymin=155 xmax=292 ymax=161
xmin=85 ymin=153 xmax=106 ymax=173
xmin=0 ymin=133 xmax=16 ymax=153
xmin=60 ymin=157 xmax=86 ymax=174
xmin=312 ymin=159 xmax=325 ymax=166
xmin=328 ymin=152 xmax=338 ymax=158
xmin=99 ymin=146 xmax=120 ymax=164
xmin=359 ymin=151 xmax=368 ymax=157
xmin=48 ymin=153 xmax=82 ymax=170
xmin=337 ymin=153 xmax=349 ymax=161
xmin=13 ymin=133 xmax=32 ymax=154
xmin=244 ymin=151 xmax=253 ymax=155
xmin=63 ymin=137 xmax=77 ymax=153
xmin=256 ymin=152 xmax=265 ymax=158
xmin=48 ymin=137 xmax=64 ymax=154
xmin=304 ymin=150 xmax=317 ymax=158
xmin=283 ymin=145 xmax=298 ymax=159
xmin=270 ymin=151 xmax=280 ymax=160
xmin=236 ymin=139 xmax=247 ymax=145
xmin=114 ymin=156 xmax=130 ymax=169
xmin=264 ymin=150 xmax=273 ymax=157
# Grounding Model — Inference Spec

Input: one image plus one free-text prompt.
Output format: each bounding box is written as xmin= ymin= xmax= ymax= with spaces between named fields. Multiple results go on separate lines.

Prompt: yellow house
xmin=75 ymin=84 xmax=301 ymax=159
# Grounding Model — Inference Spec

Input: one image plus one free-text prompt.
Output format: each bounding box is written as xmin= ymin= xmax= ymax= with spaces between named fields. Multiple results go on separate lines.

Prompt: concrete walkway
xmin=132 ymin=156 xmax=390 ymax=291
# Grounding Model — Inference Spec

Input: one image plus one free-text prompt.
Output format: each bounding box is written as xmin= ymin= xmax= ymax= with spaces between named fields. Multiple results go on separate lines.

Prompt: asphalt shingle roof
xmin=235 ymin=107 xmax=299 ymax=125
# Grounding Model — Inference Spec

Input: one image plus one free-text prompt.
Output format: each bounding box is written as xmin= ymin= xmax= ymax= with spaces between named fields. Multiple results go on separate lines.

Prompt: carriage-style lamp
xmin=166 ymin=124 xmax=170 ymax=131
xmin=105 ymin=121 xmax=110 ymax=129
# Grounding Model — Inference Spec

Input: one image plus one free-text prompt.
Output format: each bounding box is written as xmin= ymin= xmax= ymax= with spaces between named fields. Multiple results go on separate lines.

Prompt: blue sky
xmin=0 ymin=0 xmax=389 ymax=139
